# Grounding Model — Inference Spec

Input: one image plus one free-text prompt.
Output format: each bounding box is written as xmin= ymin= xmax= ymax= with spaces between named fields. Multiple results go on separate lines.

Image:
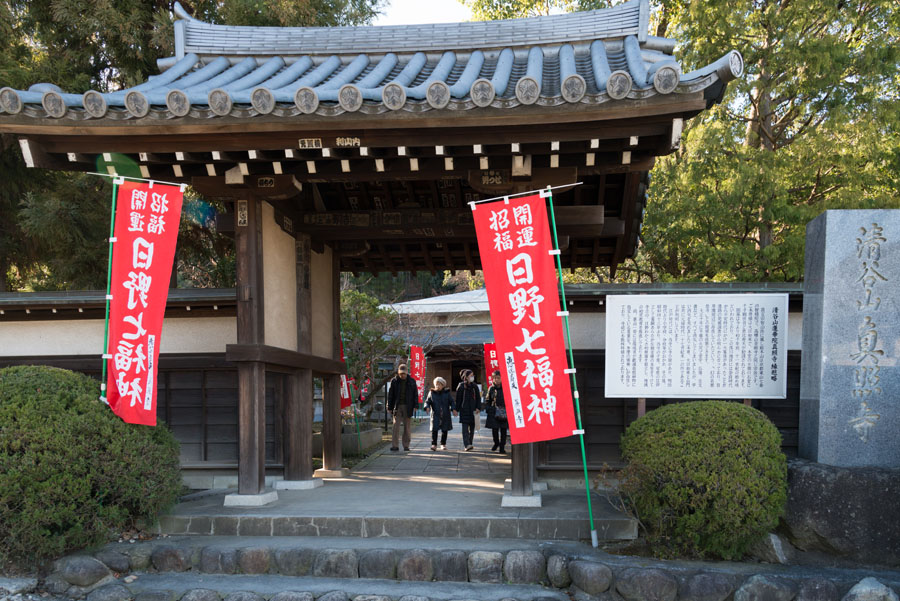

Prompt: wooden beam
xmin=3 ymin=96 xmax=706 ymax=154
xmin=421 ymin=243 xmax=437 ymax=275
xmin=226 ymin=344 xmax=347 ymax=375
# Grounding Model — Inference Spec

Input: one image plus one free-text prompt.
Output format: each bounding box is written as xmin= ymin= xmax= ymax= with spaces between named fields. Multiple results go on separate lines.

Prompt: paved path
xmin=354 ymin=416 xmax=510 ymax=476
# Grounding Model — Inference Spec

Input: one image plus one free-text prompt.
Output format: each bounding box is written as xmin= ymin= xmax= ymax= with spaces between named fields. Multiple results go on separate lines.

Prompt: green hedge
xmin=0 ymin=365 xmax=182 ymax=566
xmin=620 ymin=400 xmax=787 ymax=560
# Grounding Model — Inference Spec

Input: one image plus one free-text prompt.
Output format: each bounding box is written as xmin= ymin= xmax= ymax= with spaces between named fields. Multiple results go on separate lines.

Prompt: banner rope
xmin=467 ymin=182 xmax=582 ymax=208
xmin=86 ymin=171 xmax=187 ymax=191
xmin=545 ymin=185 xmax=599 ymax=548
xmin=99 ymin=178 xmax=121 ymax=404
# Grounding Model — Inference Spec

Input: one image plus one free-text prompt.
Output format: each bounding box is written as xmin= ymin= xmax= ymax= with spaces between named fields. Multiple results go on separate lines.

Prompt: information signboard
xmin=605 ymin=294 xmax=788 ymax=399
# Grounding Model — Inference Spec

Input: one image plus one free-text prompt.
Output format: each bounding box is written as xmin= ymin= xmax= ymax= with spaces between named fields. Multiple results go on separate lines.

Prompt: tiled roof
xmin=0 ymin=0 xmax=742 ymax=121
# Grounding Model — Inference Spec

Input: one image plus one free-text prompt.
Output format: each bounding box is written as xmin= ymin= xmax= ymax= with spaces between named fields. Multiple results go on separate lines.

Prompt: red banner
xmin=484 ymin=342 xmax=499 ymax=383
xmin=409 ymin=345 xmax=426 ymax=404
xmin=339 ymin=340 xmax=352 ymax=409
xmin=472 ymin=193 xmax=576 ymax=444
xmin=106 ymin=181 xmax=183 ymax=425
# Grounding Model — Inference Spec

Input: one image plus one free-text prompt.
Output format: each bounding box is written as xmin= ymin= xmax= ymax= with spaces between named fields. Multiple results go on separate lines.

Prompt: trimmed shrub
xmin=620 ymin=401 xmax=787 ymax=560
xmin=0 ymin=365 xmax=182 ymax=566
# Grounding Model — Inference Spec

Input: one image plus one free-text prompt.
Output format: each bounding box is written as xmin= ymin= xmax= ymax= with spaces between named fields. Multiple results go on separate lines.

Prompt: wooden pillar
xmin=511 ymin=442 xmax=534 ymax=496
xmin=235 ymin=197 xmax=266 ymax=495
xmin=321 ymin=250 xmax=344 ymax=473
xmin=284 ymin=235 xmax=313 ymax=481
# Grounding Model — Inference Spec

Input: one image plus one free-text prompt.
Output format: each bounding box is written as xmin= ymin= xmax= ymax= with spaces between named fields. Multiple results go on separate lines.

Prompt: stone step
xmin=157 ymin=488 xmax=636 ymax=542
xmin=72 ymin=536 xmax=584 ymax=587
xmin=92 ymin=573 xmax=569 ymax=601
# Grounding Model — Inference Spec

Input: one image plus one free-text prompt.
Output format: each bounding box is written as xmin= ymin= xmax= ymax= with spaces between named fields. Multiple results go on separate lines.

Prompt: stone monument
xmin=800 ymin=210 xmax=899 ymax=467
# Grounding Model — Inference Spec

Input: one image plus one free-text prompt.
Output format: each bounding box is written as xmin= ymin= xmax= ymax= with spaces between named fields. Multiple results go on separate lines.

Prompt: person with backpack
xmin=484 ymin=369 xmax=509 ymax=454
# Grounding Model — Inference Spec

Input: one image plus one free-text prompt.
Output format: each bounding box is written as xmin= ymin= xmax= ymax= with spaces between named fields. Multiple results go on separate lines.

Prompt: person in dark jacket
xmin=483 ymin=369 xmax=509 ymax=454
xmin=455 ymin=369 xmax=481 ymax=451
xmin=387 ymin=364 xmax=419 ymax=452
xmin=424 ymin=376 xmax=453 ymax=451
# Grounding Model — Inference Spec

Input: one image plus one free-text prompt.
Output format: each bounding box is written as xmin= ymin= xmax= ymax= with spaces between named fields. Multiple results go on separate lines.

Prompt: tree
xmin=461 ymin=0 xmax=900 ymax=282
xmin=642 ymin=0 xmax=900 ymax=281
xmin=462 ymin=0 xmax=609 ymax=20
xmin=340 ymin=289 xmax=407 ymax=411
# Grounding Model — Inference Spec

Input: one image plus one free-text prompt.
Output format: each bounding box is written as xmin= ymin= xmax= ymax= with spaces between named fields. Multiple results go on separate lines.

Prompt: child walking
xmin=424 ymin=377 xmax=453 ymax=450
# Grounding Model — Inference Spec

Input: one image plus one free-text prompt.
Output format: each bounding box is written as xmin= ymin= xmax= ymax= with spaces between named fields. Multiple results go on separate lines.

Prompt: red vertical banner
xmin=483 ymin=342 xmax=499 ymax=383
xmin=106 ymin=181 xmax=184 ymax=426
xmin=339 ymin=340 xmax=353 ymax=409
xmin=409 ymin=345 xmax=426 ymax=404
xmin=472 ymin=193 xmax=576 ymax=444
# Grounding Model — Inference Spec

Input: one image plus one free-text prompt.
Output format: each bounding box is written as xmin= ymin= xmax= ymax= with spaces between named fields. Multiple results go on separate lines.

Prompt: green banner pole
xmin=545 ymin=186 xmax=598 ymax=548
xmin=99 ymin=178 xmax=120 ymax=404
xmin=339 ymin=323 xmax=362 ymax=454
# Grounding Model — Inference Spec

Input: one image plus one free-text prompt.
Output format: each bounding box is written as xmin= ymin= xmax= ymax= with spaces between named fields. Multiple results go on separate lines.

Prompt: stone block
xmin=796 ymin=578 xmax=840 ymax=601
xmin=547 ymin=555 xmax=571 ymax=588
xmin=433 ymin=550 xmax=467 ymax=582
xmin=223 ymin=490 xmax=278 ymax=507
xmin=615 ymin=568 xmax=677 ymax=601
xmin=800 ymin=210 xmax=900 ymax=467
xmin=502 ymin=550 xmax=546 ymax=584
xmin=397 ymin=549 xmax=433 ymax=582
xmin=212 ymin=517 xmax=239 ymax=536
xmin=841 ymin=578 xmax=899 ymax=601
xmin=317 ymin=593 xmax=350 ymax=601
xmin=568 ymin=560 xmax=612 ymax=596
xmin=352 ymin=596 xmax=392 ymax=601
xmin=313 ymin=549 xmax=359 ymax=579
xmin=58 ymin=556 xmax=112 ymax=587
xmin=222 ymin=593 xmax=264 ymax=601
xmin=274 ymin=548 xmax=317 ymax=576
xmin=783 ymin=459 xmax=900 ymax=566
xmin=86 ymin=584 xmax=132 ymax=601
xmin=749 ymin=533 xmax=797 ymax=565
xmin=151 ymin=545 xmax=191 ymax=573
xmin=135 ymin=592 xmax=174 ymax=601
xmin=237 ymin=547 xmax=271 ymax=574
xmin=180 ymin=590 xmax=221 ymax=601
xmin=94 ymin=551 xmax=131 ymax=574
xmin=123 ymin=546 xmax=152 ymax=571
xmin=358 ymin=549 xmax=397 ymax=580
xmin=236 ymin=517 xmax=272 ymax=536
xmin=679 ymin=572 xmax=735 ymax=601
xmin=199 ymin=547 xmax=237 ymax=574
xmin=467 ymin=551 xmax=503 ymax=583
xmin=734 ymin=575 xmax=795 ymax=601
xmin=269 ymin=593 xmax=314 ymax=601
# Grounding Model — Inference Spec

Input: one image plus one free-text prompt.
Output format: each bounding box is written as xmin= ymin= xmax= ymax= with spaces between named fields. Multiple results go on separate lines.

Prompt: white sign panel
xmin=605 ymin=294 xmax=788 ymax=399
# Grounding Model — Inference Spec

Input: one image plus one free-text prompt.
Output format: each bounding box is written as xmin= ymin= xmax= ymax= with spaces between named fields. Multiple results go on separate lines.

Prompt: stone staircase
xmin=37 ymin=534 xmax=900 ymax=601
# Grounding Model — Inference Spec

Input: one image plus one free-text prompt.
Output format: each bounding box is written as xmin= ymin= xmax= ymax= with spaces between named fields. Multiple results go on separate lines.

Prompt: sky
xmin=373 ymin=0 xmax=474 ymax=26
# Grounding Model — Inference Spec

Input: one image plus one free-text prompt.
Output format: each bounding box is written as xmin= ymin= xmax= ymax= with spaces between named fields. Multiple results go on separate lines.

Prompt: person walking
xmin=424 ymin=377 xmax=453 ymax=451
xmin=387 ymin=364 xmax=419 ymax=452
xmin=484 ymin=369 xmax=509 ymax=454
xmin=455 ymin=369 xmax=481 ymax=451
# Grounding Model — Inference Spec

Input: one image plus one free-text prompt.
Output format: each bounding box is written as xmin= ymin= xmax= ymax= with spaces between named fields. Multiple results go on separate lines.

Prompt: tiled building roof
xmin=0 ymin=0 xmax=742 ymax=121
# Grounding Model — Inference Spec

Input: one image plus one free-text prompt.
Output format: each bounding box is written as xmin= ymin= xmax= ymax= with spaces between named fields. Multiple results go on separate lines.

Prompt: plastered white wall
xmin=261 ymin=201 xmax=298 ymax=351
xmin=0 ymin=316 xmax=236 ymax=356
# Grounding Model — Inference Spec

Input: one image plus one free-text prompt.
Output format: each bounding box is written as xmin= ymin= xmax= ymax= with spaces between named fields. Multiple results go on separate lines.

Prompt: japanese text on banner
xmin=106 ymin=182 xmax=183 ymax=426
xmin=409 ymin=345 xmax=426 ymax=404
xmin=483 ymin=342 xmax=499 ymax=383
xmin=472 ymin=194 xmax=576 ymax=444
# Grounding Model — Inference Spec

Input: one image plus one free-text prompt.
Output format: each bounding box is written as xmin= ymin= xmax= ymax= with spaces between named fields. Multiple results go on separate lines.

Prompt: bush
xmin=0 ymin=365 xmax=182 ymax=566
xmin=620 ymin=400 xmax=787 ymax=560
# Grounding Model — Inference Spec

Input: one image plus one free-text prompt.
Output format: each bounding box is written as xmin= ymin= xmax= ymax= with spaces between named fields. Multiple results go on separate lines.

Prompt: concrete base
xmin=504 ymin=479 xmax=548 ymax=492
xmin=223 ymin=490 xmax=278 ymax=507
xmin=274 ymin=479 xmax=324 ymax=491
xmin=314 ymin=468 xmax=350 ymax=478
xmin=501 ymin=493 xmax=543 ymax=508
